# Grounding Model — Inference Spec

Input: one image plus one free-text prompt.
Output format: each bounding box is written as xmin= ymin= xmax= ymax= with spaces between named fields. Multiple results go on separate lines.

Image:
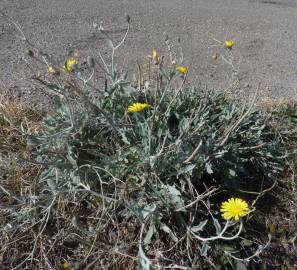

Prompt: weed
xmin=0 ymin=12 xmax=296 ymax=270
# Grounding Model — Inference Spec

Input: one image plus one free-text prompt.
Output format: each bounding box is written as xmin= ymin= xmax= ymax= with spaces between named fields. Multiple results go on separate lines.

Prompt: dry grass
xmin=0 ymin=97 xmax=138 ymax=269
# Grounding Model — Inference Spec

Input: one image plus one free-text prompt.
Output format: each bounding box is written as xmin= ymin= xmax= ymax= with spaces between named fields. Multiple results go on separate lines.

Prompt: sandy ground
xmin=1 ymin=0 xmax=297 ymax=104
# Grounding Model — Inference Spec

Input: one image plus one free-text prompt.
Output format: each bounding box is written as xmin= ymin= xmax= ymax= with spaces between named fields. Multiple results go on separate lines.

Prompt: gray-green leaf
xmin=205 ymin=163 xmax=213 ymax=174
xmin=144 ymin=222 xmax=156 ymax=246
xmin=138 ymin=245 xmax=152 ymax=270
xmin=200 ymin=241 xmax=210 ymax=257
xmin=213 ymin=218 xmax=222 ymax=235
xmin=160 ymin=223 xmax=178 ymax=243
xmin=141 ymin=204 xmax=156 ymax=220
xmin=191 ymin=220 xmax=208 ymax=233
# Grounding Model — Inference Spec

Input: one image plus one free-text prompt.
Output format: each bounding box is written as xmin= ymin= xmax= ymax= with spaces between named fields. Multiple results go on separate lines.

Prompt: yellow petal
xmin=220 ymin=197 xmax=250 ymax=221
xmin=151 ymin=50 xmax=161 ymax=63
xmin=63 ymin=262 xmax=71 ymax=270
xmin=128 ymin=102 xmax=151 ymax=113
xmin=64 ymin=58 xmax=78 ymax=72
xmin=176 ymin=66 xmax=188 ymax=74
xmin=48 ymin=65 xmax=58 ymax=75
xmin=225 ymin=40 xmax=235 ymax=49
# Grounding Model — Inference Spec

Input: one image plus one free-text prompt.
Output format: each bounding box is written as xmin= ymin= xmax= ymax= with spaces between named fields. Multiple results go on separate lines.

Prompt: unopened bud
xmin=48 ymin=65 xmax=59 ymax=75
xmin=125 ymin=13 xmax=131 ymax=23
xmin=87 ymin=56 xmax=95 ymax=68
xmin=35 ymin=71 xmax=44 ymax=81
xmin=26 ymin=49 xmax=34 ymax=57
xmin=212 ymin=54 xmax=218 ymax=60
xmin=63 ymin=261 xmax=71 ymax=270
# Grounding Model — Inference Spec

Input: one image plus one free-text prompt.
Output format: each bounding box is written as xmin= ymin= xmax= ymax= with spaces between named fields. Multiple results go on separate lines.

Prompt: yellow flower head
xmin=128 ymin=102 xmax=151 ymax=113
xmin=225 ymin=40 xmax=235 ymax=49
xmin=63 ymin=58 xmax=78 ymax=72
xmin=151 ymin=49 xmax=161 ymax=63
xmin=176 ymin=66 xmax=189 ymax=75
xmin=220 ymin=198 xmax=250 ymax=221
xmin=48 ymin=65 xmax=58 ymax=75
xmin=62 ymin=261 xmax=71 ymax=270
xmin=268 ymin=223 xmax=276 ymax=234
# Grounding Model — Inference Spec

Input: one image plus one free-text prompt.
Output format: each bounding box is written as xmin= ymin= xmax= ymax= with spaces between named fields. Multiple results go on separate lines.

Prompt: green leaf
xmin=144 ymin=222 xmax=156 ymax=246
xmin=122 ymin=85 xmax=137 ymax=96
xmin=229 ymin=169 xmax=236 ymax=177
xmin=213 ymin=218 xmax=222 ymax=235
xmin=27 ymin=136 xmax=44 ymax=147
xmin=118 ymin=129 xmax=131 ymax=145
xmin=140 ymin=204 xmax=156 ymax=220
xmin=106 ymin=39 xmax=114 ymax=48
xmin=160 ymin=223 xmax=178 ymax=243
xmin=200 ymin=241 xmax=210 ymax=257
xmin=46 ymin=178 xmax=57 ymax=193
xmin=137 ymin=245 xmax=152 ymax=270
xmin=222 ymin=245 xmax=237 ymax=253
xmin=166 ymin=185 xmax=185 ymax=209
xmin=191 ymin=220 xmax=208 ymax=233
xmin=177 ymin=164 xmax=196 ymax=176
xmin=240 ymin=239 xmax=253 ymax=247
xmin=167 ymin=185 xmax=181 ymax=196
xmin=205 ymin=163 xmax=213 ymax=174
xmin=235 ymin=261 xmax=248 ymax=270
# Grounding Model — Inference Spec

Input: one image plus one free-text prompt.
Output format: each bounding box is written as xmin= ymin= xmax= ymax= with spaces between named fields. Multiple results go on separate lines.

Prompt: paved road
xmin=1 ymin=0 xmax=297 ymax=103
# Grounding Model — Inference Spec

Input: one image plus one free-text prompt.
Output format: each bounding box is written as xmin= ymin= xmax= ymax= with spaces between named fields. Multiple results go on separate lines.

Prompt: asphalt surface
xmin=1 ymin=0 xmax=297 ymax=103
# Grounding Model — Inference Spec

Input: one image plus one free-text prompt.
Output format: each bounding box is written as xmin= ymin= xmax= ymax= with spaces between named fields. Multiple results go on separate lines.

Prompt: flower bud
xmin=212 ymin=54 xmax=219 ymax=60
xmin=125 ymin=13 xmax=131 ymax=23
xmin=26 ymin=49 xmax=34 ymax=57
xmin=87 ymin=56 xmax=95 ymax=68
xmin=48 ymin=65 xmax=59 ymax=75
xmin=225 ymin=40 xmax=235 ymax=50
xmin=63 ymin=261 xmax=71 ymax=270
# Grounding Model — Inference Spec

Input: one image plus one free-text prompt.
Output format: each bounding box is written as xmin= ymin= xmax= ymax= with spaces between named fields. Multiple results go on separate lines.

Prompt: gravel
xmin=1 ymin=0 xmax=297 ymax=104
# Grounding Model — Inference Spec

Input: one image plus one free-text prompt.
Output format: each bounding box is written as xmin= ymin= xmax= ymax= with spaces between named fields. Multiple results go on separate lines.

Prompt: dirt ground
xmin=1 ymin=0 xmax=297 ymax=103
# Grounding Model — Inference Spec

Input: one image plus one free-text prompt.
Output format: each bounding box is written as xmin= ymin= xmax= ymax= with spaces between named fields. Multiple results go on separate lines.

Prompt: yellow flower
xmin=268 ymin=223 xmax=276 ymax=234
xmin=128 ymin=102 xmax=151 ymax=113
xmin=63 ymin=58 xmax=78 ymax=72
xmin=225 ymin=40 xmax=235 ymax=49
xmin=48 ymin=65 xmax=58 ymax=75
xmin=151 ymin=49 xmax=161 ymax=63
xmin=176 ymin=66 xmax=188 ymax=75
xmin=62 ymin=261 xmax=71 ymax=270
xmin=220 ymin=198 xmax=250 ymax=221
